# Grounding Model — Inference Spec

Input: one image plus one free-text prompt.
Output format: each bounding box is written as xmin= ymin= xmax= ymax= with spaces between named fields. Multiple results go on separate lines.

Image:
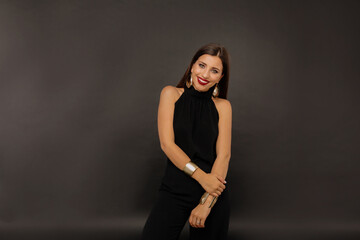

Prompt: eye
xmin=212 ymin=69 xmax=219 ymax=74
xmin=199 ymin=63 xmax=205 ymax=68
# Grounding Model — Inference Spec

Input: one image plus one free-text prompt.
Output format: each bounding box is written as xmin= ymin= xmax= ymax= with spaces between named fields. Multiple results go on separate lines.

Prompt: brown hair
xmin=176 ymin=43 xmax=230 ymax=99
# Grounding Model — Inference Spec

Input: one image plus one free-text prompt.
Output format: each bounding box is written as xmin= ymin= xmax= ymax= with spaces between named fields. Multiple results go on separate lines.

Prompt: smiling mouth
xmin=197 ymin=77 xmax=209 ymax=85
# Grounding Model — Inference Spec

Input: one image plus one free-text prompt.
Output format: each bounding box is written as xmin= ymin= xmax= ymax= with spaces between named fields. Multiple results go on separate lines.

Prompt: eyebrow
xmin=199 ymin=61 xmax=221 ymax=71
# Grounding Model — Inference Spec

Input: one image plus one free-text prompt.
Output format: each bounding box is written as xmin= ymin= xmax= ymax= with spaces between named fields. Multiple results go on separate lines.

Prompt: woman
xmin=141 ymin=43 xmax=232 ymax=240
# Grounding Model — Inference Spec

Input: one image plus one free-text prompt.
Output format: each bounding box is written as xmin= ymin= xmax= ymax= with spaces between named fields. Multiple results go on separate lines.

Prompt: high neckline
xmin=186 ymin=84 xmax=216 ymax=99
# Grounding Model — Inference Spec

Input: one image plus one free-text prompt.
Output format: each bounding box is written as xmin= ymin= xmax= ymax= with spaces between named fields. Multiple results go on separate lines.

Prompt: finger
xmin=210 ymin=191 xmax=216 ymax=197
xmin=195 ymin=218 xmax=201 ymax=228
xmin=192 ymin=216 xmax=199 ymax=228
xmin=191 ymin=220 xmax=195 ymax=228
xmin=189 ymin=216 xmax=194 ymax=228
xmin=215 ymin=175 xmax=227 ymax=184
xmin=210 ymin=192 xmax=218 ymax=197
xmin=216 ymin=182 xmax=225 ymax=189
xmin=216 ymin=177 xmax=224 ymax=184
xmin=198 ymin=219 xmax=204 ymax=228
xmin=199 ymin=219 xmax=203 ymax=228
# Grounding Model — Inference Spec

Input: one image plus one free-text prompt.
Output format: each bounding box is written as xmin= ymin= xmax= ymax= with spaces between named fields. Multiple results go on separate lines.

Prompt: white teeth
xmin=198 ymin=78 xmax=208 ymax=83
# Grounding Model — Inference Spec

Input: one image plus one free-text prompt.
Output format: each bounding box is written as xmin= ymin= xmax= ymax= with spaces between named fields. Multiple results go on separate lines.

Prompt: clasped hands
xmin=189 ymin=172 xmax=226 ymax=228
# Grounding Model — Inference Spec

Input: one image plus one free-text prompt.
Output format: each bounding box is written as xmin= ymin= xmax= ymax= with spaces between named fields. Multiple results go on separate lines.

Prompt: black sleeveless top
xmin=159 ymin=84 xmax=219 ymax=201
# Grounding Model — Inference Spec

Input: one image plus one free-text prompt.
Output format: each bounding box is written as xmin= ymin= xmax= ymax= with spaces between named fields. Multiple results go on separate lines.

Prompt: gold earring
xmin=212 ymin=83 xmax=219 ymax=97
xmin=186 ymin=76 xmax=193 ymax=88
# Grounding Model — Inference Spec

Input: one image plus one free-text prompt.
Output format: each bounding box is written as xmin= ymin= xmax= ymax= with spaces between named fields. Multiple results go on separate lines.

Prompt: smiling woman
xmin=141 ymin=43 xmax=232 ymax=240
xmin=191 ymin=55 xmax=224 ymax=87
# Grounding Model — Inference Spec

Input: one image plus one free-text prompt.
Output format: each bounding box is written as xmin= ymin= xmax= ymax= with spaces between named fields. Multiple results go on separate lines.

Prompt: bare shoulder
xmin=212 ymin=97 xmax=232 ymax=116
xmin=160 ymin=85 xmax=184 ymax=103
xmin=160 ymin=85 xmax=177 ymax=101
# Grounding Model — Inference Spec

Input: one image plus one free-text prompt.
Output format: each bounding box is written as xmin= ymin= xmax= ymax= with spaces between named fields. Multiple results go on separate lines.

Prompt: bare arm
xmin=158 ymin=86 xmax=225 ymax=196
xmin=158 ymin=86 xmax=196 ymax=170
xmin=211 ymin=99 xmax=232 ymax=180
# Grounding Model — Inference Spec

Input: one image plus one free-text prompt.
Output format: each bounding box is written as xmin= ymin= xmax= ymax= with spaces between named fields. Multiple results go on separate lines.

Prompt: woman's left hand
xmin=188 ymin=203 xmax=211 ymax=228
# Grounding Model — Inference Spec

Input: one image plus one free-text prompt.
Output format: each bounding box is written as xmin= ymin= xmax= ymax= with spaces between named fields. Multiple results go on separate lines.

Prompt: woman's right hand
xmin=199 ymin=173 xmax=226 ymax=197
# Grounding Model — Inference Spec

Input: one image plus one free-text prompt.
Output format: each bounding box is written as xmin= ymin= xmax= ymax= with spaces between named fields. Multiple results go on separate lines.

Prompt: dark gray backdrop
xmin=0 ymin=0 xmax=359 ymax=239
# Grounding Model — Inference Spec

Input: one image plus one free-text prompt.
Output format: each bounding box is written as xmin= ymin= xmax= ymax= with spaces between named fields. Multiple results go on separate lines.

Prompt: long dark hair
xmin=176 ymin=43 xmax=230 ymax=99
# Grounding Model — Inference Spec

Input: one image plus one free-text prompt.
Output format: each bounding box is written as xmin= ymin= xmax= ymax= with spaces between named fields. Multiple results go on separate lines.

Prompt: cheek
xmin=192 ymin=68 xmax=202 ymax=75
xmin=210 ymin=74 xmax=221 ymax=81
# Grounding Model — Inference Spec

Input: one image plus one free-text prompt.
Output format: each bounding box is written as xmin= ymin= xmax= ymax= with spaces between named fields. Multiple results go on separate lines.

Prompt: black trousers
xmin=141 ymin=189 xmax=230 ymax=240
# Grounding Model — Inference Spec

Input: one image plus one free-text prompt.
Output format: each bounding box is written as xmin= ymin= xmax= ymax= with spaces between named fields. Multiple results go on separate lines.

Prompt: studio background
xmin=0 ymin=0 xmax=359 ymax=239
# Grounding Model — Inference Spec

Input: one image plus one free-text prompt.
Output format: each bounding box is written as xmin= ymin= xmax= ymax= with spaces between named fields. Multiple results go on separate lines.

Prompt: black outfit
xmin=141 ymin=84 xmax=230 ymax=240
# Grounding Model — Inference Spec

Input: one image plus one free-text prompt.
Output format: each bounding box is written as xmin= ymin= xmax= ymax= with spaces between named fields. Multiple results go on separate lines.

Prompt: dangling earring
xmin=212 ymin=83 xmax=219 ymax=98
xmin=186 ymin=76 xmax=193 ymax=88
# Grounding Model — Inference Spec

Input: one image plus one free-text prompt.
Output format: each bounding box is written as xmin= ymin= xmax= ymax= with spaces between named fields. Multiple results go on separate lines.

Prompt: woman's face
xmin=190 ymin=54 xmax=224 ymax=92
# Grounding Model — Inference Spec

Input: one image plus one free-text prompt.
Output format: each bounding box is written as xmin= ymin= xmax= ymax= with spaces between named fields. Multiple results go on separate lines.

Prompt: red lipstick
xmin=197 ymin=76 xmax=209 ymax=85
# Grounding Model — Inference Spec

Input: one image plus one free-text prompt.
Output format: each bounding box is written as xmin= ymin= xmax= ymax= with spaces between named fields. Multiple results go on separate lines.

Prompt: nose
xmin=202 ymin=69 xmax=210 ymax=79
